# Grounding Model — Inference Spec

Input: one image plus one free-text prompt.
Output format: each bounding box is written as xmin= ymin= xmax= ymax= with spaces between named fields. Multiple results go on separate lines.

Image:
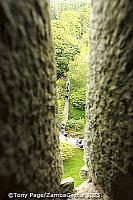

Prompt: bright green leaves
xmin=71 ymin=88 xmax=86 ymax=110
xmin=51 ymin=6 xmax=90 ymax=79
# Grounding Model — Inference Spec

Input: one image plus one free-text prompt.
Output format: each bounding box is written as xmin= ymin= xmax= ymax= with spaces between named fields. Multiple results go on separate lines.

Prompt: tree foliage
xmin=52 ymin=5 xmax=90 ymax=79
xmin=71 ymin=88 xmax=86 ymax=110
xmin=51 ymin=3 xmax=90 ymax=131
xmin=66 ymin=118 xmax=85 ymax=131
xmin=52 ymin=12 xmax=80 ymax=79
xmin=60 ymin=141 xmax=74 ymax=161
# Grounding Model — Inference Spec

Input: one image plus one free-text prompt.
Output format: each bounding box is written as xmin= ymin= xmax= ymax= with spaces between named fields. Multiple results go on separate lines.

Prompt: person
xmin=78 ymin=139 xmax=83 ymax=148
xmin=60 ymin=123 xmax=65 ymax=135
xmin=64 ymin=132 xmax=68 ymax=137
xmin=76 ymin=138 xmax=79 ymax=146
xmin=66 ymin=81 xmax=70 ymax=93
xmin=76 ymin=138 xmax=83 ymax=148
xmin=64 ymin=94 xmax=69 ymax=99
xmin=63 ymin=132 xmax=69 ymax=141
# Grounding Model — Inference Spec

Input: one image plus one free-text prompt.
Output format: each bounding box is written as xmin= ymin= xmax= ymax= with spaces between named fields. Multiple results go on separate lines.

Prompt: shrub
xmin=66 ymin=118 xmax=85 ymax=131
xmin=58 ymin=99 xmax=65 ymax=122
xmin=66 ymin=118 xmax=76 ymax=129
xmin=60 ymin=142 xmax=74 ymax=161
xmin=70 ymin=88 xmax=86 ymax=110
xmin=70 ymin=106 xmax=85 ymax=120
xmin=57 ymin=79 xmax=66 ymax=99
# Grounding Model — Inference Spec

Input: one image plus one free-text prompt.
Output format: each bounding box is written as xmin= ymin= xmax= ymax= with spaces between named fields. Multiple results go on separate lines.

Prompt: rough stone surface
xmin=69 ymin=179 xmax=102 ymax=200
xmin=60 ymin=177 xmax=74 ymax=194
xmin=1 ymin=1 xmax=133 ymax=200
xmin=85 ymin=0 xmax=133 ymax=199
xmin=0 ymin=0 xmax=62 ymax=198
xmin=80 ymin=165 xmax=90 ymax=180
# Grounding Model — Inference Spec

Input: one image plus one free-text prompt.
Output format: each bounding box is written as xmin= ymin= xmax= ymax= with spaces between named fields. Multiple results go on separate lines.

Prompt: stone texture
xmin=60 ymin=177 xmax=74 ymax=194
xmin=70 ymin=179 xmax=102 ymax=200
xmin=1 ymin=1 xmax=133 ymax=200
xmin=85 ymin=0 xmax=133 ymax=200
xmin=0 ymin=0 xmax=62 ymax=199
xmin=80 ymin=165 xmax=90 ymax=180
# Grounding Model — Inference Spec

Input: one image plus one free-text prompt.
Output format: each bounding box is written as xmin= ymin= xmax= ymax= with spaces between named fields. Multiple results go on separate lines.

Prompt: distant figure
xmin=66 ymin=81 xmax=70 ymax=93
xmin=65 ymin=94 xmax=69 ymax=99
xmin=76 ymin=138 xmax=83 ymax=148
xmin=60 ymin=123 xmax=65 ymax=135
xmin=64 ymin=132 xmax=69 ymax=141
xmin=66 ymin=83 xmax=69 ymax=93
xmin=64 ymin=132 xmax=68 ymax=137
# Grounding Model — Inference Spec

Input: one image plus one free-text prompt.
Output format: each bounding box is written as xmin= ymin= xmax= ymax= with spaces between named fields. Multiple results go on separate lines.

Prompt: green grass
xmin=63 ymin=148 xmax=84 ymax=187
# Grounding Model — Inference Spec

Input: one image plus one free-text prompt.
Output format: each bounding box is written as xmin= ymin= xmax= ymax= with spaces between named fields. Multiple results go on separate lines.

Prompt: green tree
xmin=52 ymin=15 xmax=80 ymax=79
xmin=52 ymin=6 xmax=90 ymax=79
xmin=53 ymin=5 xmax=90 ymax=131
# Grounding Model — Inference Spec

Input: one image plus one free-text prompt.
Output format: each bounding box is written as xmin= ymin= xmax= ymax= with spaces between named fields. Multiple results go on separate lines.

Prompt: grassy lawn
xmin=63 ymin=148 xmax=84 ymax=187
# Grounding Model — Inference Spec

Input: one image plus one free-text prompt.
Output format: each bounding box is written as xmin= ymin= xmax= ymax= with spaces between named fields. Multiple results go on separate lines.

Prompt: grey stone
xmin=0 ymin=0 xmax=62 ymax=197
xmin=85 ymin=0 xmax=133 ymax=199
xmin=70 ymin=179 xmax=102 ymax=200
xmin=80 ymin=165 xmax=91 ymax=180
xmin=60 ymin=177 xmax=74 ymax=193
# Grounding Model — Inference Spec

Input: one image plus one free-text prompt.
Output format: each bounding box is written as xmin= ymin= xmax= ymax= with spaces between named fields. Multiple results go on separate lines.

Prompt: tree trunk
xmin=0 ymin=0 xmax=61 ymax=198
xmin=85 ymin=0 xmax=133 ymax=199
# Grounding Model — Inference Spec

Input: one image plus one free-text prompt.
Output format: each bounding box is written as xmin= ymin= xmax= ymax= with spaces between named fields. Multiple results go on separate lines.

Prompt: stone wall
xmin=85 ymin=0 xmax=133 ymax=199
xmin=0 ymin=0 xmax=62 ymax=198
